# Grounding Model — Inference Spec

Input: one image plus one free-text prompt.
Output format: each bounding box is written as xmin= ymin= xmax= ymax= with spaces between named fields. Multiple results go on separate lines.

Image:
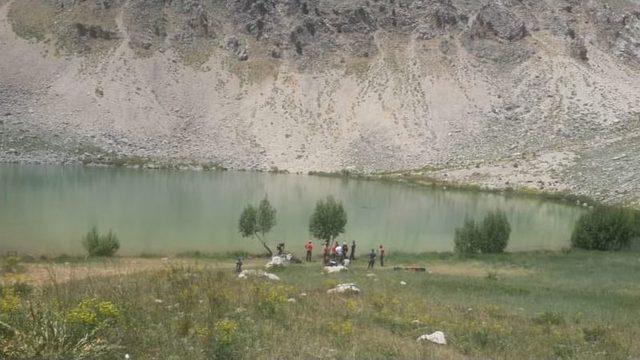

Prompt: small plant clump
xmin=82 ymin=227 xmax=120 ymax=257
xmin=454 ymin=210 xmax=511 ymax=255
xmin=571 ymin=207 xmax=636 ymax=251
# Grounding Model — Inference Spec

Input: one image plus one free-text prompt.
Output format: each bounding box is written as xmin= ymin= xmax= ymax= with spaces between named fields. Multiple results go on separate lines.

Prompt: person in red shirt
xmin=305 ymin=241 xmax=314 ymax=262
xmin=379 ymin=245 xmax=385 ymax=267
xmin=331 ymin=242 xmax=338 ymax=261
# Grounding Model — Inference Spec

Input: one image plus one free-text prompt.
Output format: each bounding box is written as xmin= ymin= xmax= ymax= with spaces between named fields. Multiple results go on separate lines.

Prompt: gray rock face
xmin=226 ymin=36 xmax=249 ymax=61
xmin=471 ymin=3 xmax=528 ymax=41
xmin=3 ymin=0 xmax=640 ymax=206
xmin=616 ymin=13 xmax=640 ymax=64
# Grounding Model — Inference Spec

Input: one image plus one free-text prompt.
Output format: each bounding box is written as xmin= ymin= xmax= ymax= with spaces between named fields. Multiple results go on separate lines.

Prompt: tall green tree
xmin=309 ymin=196 xmax=347 ymax=244
xmin=239 ymin=197 xmax=277 ymax=256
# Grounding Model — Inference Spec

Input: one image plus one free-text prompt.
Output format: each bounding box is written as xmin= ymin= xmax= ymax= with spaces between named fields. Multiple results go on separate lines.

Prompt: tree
xmin=239 ymin=197 xmax=277 ymax=256
xmin=309 ymin=196 xmax=347 ymax=244
xmin=478 ymin=210 xmax=511 ymax=253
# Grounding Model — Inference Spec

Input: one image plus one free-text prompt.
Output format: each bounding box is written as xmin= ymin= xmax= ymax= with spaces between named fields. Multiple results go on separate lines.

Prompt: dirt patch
xmin=428 ymin=261 xmax=535 ymax=278
xmin=2 ymin=257 xmax=249 ymax=286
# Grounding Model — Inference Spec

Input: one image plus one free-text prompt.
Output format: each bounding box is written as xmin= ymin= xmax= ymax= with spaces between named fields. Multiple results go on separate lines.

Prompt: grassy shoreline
xmin=2 ymin=250 xmax=640 ymax=359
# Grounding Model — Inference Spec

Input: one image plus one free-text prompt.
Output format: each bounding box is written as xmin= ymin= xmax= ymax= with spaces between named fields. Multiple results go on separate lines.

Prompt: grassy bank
xmin=2 ymin=251 xmax=639 ymax=359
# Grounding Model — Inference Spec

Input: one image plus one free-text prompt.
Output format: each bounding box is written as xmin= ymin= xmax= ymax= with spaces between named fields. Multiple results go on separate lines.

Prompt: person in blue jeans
xmin=367 ymin=249 xmax=376 ymax=269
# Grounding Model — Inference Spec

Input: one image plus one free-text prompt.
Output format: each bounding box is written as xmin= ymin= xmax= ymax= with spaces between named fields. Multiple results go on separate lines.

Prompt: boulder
xmin=323 ymin=265 xmax=348 ymax=274
xmin=238 ymin=269 xmax=280 ymax=281
xmin=327 ymin=283 xmax=360 ymax=295
xmin=417 ymin=331 xmax=447 ymax=345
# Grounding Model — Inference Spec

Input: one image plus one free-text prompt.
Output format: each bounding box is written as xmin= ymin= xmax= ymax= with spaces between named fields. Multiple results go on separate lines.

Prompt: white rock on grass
xmin=400 ymin=281 xmax=407 ymax=285
xmin=327 ymin=283 xmax=360 ymax=295
xmin=366 ymin=273 xmax=376 ymax=277
xmin=417 ymin=331 xmax=447 ymax=345
xmin=265 ymin=255 xmax=288 ymax=269
xmin=238 ymin=269 xmax=281 ymax=281
xmin=323 ymin=265 xmax=348 ymax=273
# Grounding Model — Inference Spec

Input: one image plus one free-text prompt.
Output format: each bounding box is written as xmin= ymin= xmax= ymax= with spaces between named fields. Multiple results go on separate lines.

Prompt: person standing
xmin=342 ymin=242 xmax=348 ymax=262
xmin=379 ymin=245 xmax=385 ymax=267
xmin=336 ymin=243 xmax=344 ymax=264
xmin=322 ymin=242 xmax=329 ymax=265
xmin=235 ymin=257 xmax=244 ymax=273
xmin=367 ymin=249 xmax=376 ymax=270
xmin=331 ymin=241 xmax=338 ymax=261
xmin=305 ymin=241 xmax=314 ymax=262
xmin=349 ymin=240 xmax=356 ymax=261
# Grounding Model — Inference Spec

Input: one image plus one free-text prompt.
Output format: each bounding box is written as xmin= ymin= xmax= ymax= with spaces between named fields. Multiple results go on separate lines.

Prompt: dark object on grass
xmin=393 ymin=266 xmax=427 ymax=272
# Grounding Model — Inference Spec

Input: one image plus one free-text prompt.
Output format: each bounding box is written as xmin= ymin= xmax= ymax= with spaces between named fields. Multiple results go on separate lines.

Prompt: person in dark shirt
xmin=367 ymin=249 xmax=376 ymax=270
xmin=379 ymin=245 xmax=385 ymax=267
xmin=235 ymin=257 xmax=243 ymax=273
xmin=349 ymin=240 xmax=356 ymax=261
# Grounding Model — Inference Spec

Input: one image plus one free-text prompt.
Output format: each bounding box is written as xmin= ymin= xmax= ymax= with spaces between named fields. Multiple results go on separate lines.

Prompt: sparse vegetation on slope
xmin=1 ymin=251 xmax=639 ymax=359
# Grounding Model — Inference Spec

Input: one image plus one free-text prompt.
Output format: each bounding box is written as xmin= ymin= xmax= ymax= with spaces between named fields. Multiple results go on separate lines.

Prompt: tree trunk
xmin=256 ymin=235 xmax=273 ymax=257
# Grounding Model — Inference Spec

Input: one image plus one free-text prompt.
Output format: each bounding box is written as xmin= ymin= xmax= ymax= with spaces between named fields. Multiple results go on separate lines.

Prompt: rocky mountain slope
xmin=0 ymin=0 xmax=639 ymax=205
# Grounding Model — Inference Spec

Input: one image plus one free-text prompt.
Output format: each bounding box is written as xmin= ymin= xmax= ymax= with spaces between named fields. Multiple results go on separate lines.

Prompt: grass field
xmin=1 ymin=250 xmax=640 ymax=359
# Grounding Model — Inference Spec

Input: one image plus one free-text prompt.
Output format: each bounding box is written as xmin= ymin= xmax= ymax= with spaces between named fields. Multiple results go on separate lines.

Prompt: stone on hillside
xmin=327 ymin=283 xmax=360 ymax=294
xmin=323 ymin=265 xmax=348 ymax=273
xmin=238 ymin=269 xmax=280 ymax=281
xmin=417 ymin=331 xmax=447 ymax=345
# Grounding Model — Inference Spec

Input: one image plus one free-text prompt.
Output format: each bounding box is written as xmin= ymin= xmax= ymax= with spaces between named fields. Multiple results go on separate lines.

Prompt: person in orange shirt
xmin=379 ymin=245 xmax=385 ymax=267
xmin=305 ymin=240 xmax=314 ymax=262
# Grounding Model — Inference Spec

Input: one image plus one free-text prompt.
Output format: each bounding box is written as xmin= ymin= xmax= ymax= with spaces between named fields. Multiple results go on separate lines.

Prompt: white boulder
xmin=266 ymin=255 xmax=288 ymax=269
xmin=238 ymin=269 xmax=281 ymax=281
xmin=323 ymin=265 xmax=348 ymax=273
xmin=327 ymin=283 xmax=360 ymax=295
xmin=417 ymin=331 xmax=447 ymax=345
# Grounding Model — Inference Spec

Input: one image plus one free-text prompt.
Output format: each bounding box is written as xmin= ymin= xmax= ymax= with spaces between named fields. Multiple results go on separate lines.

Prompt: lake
xmin=0 ymin=165 xmax=584 ymax=255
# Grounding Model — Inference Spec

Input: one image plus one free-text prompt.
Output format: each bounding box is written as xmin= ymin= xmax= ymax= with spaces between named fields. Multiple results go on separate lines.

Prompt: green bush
xmin=571 ymin=207 xmax=635 ymax=251
xmin=479 ymin=210 xmax=511 ymax=253
xmin=454 ymin=210 xmax=511 ymax=255
xmin=82 ymin=227 xmax=120 ymax=257
xmin=454 ymin=219 xmax=481 ymax=255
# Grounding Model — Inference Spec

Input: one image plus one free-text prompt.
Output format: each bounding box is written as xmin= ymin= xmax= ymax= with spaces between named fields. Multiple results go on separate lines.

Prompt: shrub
xmin=1 ymin=255 xmax=25 ymax=274
xmin=454 ymin=211 xmax=511 ymax=255
xmin=478 ymin=210 xmax=511 ymax=253
xmin=571 ymin=207 xmax=635 ymax=251
xmin=454 ymin=219 xmax=481 ymax=254
xmin=82 ymin=227 xmax=120 ymax=257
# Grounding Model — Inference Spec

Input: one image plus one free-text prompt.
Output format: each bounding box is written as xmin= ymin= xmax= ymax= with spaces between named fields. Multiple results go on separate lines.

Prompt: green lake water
xmin=0 ymin=165 xmax=584 ymax=255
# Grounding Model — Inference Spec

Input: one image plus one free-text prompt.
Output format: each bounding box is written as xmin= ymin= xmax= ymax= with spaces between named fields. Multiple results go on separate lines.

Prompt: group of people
xmin=304 ymin=240 xmax=386 ymax=268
